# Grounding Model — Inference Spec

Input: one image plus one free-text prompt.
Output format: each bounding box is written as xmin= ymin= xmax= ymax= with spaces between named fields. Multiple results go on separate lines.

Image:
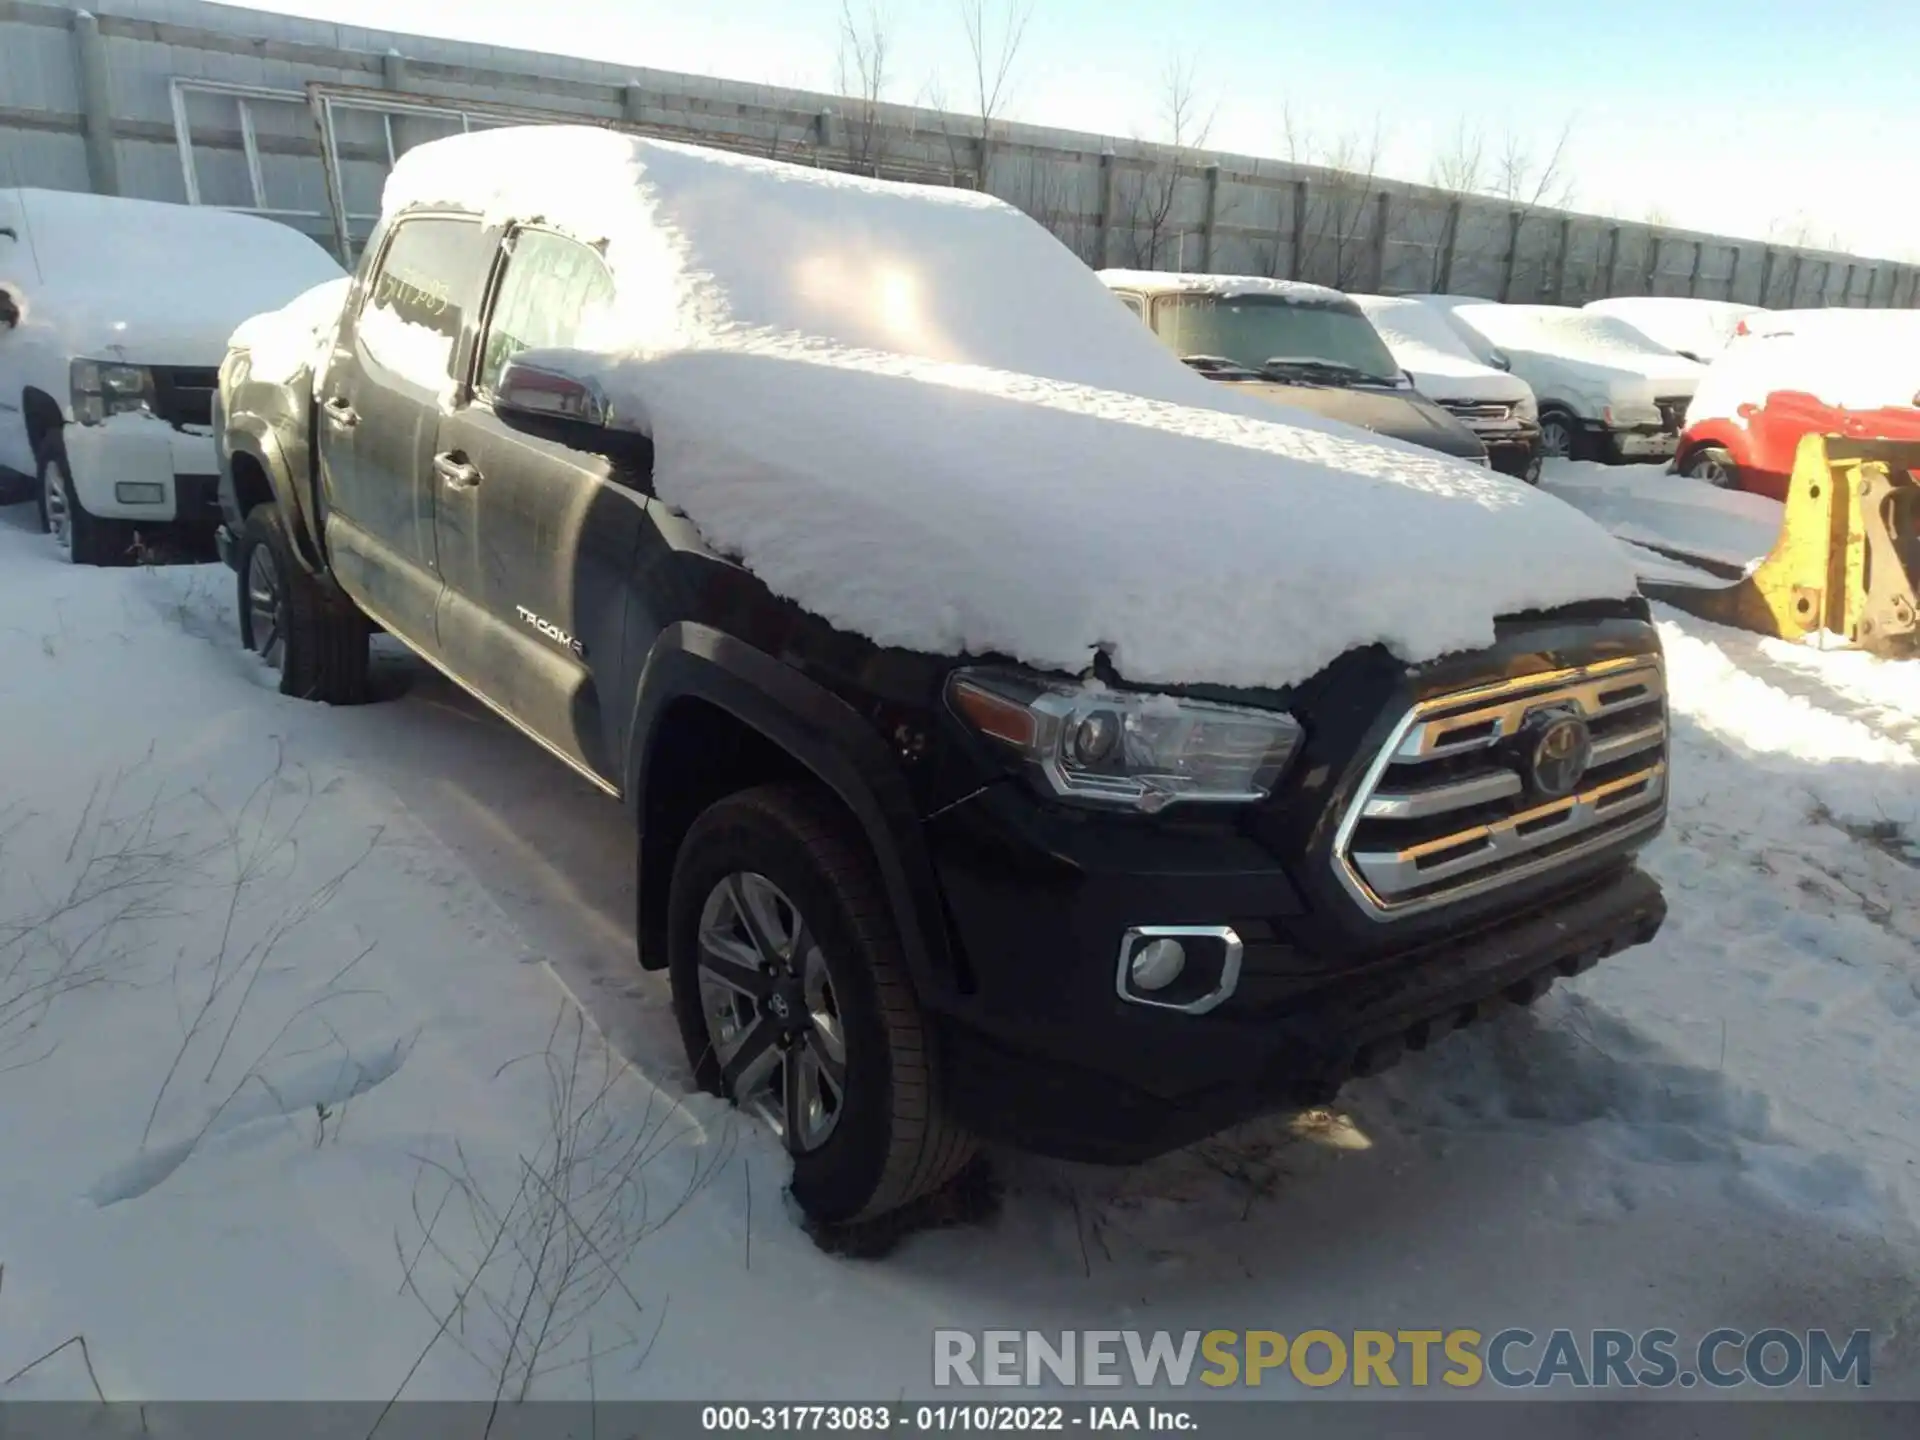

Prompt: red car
xmin=1677 ymin=314 xmax=1920 ymax=499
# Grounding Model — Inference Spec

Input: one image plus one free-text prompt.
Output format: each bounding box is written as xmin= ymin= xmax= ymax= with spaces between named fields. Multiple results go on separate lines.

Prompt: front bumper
xmin=1477 ymin=424 xmax=1543 ymax=479
xmin=924 ymin=780 xmax=1667 ymax=1164
xmin=62 ymin=419 xmax=222 ymax=530
xmin=1599 ymin=422 xmax=1681 ymax=460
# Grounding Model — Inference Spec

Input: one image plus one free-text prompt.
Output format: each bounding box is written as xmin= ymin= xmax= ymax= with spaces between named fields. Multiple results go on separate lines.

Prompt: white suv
xmin=0 ymin=188 xmax=342 ymax=564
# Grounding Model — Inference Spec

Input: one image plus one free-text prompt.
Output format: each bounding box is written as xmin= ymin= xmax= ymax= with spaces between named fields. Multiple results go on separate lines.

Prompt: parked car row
xmin=0 ymin=188 xmax=344 ymax=562
xmin=13 ymin=139 xmax=1898 ymax=1227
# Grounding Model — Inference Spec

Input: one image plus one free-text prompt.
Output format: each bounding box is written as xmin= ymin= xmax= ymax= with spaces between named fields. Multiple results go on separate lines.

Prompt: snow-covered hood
xmin=1398 ymin=357 xmax=1531 ymax=406
xmin=227 ymin=277 xmax=352 ymax=386
xmin=584 ymin=340 xmax=1636 ymax=692
xmin=1223 ymin=378 xmax=1488 ymax=459
xmin=33 ymin=265 xmax=346 ymax=369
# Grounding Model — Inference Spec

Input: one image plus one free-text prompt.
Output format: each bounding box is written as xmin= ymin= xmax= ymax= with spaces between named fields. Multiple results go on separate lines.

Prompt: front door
xmin=315 ymin=212 xmax=493 ymax=650
xmin=433 ymin=226 xmax=647 ymax=786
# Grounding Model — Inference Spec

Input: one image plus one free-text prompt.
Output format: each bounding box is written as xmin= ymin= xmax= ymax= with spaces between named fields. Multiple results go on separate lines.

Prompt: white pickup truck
xmin=0 ymin=188 xmax=342 ymax=564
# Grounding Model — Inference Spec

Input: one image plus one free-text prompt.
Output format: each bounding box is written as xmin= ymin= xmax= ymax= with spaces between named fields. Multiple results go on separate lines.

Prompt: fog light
xmin=114 ymin=482 xmax=166 ymax=505
xmin=1128 ymin=936 xmax=1186 ymax=991
xmin=1114 ymin=925 xmax=1244 ymax=1015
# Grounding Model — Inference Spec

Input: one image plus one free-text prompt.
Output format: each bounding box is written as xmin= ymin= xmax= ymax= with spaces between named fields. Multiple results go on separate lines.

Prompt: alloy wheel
xmin=44 ymin=469 xmax=71 ymax=557
xmin=1688 ymin=454 xmax=1735 ymax=489
xmin=246 ymin=543 xmax=287 ymax=669
xmin=695 ymin=871 xmax=847 ymax=1153
xmin=1538 ymin=418 xmax=1573 ymax=459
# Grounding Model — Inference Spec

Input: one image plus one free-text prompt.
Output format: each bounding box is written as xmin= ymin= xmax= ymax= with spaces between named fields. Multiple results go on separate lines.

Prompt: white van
xmin=0 ymin=188 xmax=343 ymax=564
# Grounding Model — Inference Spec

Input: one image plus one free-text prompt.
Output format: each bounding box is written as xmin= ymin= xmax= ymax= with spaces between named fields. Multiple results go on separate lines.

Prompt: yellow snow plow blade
xmin=1641 ymin=433 xmax=1920 ymax=657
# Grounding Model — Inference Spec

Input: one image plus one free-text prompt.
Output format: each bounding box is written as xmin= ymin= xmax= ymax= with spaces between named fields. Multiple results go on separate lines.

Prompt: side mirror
xmin=1487 ymin=348 xmax=1512 ymax=372
xmin=0 ymin=226 xmax=16 ymax=241
xmin=1401 ymin=368 xmax=1417 ymax=388
xmin=495 ymin=352 xmax=612 ymax=429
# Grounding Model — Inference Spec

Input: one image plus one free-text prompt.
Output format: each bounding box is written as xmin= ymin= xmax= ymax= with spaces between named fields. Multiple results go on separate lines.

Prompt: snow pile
xmin=1096 ymin=269 xmax=1349 ymax=305
xmin=1351 ymin=294 xmax=1534 ymax=404
xmin=1583 ymin=298 xmax=1761 ymax=360
xmin=382 ymin=127 xmax=1637 ymax=689
xmin=227 ymin=276 xmax=350 ymax=386
xmin=1688 ymin=314 xmax=1920 ymax=429
xmin=3 ymin=518 xmax=1917 ymax=1400
xmin=1540 ymin=459 xmax=1785 ymax=572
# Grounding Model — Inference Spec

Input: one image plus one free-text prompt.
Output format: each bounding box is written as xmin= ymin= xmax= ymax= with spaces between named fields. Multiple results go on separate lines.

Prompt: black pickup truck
xmin=215 ymin=126 xmax=1670 ymax=1228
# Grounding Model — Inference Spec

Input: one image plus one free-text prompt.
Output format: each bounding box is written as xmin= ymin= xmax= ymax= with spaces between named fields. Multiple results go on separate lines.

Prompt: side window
xmin=477 ymin=230 xmax=616 ymax=398
xmin=357 ymin=216 xmax=490 ymax=389
xmin=1116 ymin=292 xmax=1146 ymax=321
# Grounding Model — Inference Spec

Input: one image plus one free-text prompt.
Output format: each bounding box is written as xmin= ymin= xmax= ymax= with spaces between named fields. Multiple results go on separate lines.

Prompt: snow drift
xmin=383 ymin=127 xmax=1637 ymax=690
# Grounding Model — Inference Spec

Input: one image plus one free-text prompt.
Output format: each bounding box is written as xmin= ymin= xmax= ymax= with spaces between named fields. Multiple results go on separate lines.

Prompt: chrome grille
xmin=1334 ymin=657 xmax=1668 ymax=919
xmin=1439 ymin=400 xmax=1514 ymax=424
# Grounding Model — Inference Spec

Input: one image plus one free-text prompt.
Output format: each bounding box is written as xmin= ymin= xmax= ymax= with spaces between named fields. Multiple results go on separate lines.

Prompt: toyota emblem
xmin=1526 ymin=712 xmax=1593 ymax=799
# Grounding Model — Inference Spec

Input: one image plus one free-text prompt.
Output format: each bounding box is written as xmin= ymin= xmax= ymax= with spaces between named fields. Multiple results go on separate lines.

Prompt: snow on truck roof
xmin=380 ymin=127 xmax=1636 ymax=691
xmin=1097 ymin=270 xmax=1350 ymax=305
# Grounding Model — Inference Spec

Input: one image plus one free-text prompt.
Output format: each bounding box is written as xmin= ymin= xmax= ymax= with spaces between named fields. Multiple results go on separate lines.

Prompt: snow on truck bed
xmin=382 ymin=127 xmax=1636 ymax=691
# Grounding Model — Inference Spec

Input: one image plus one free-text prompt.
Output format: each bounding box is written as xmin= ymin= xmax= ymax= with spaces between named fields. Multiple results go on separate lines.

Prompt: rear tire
xmin=1536 ymin=408 xmax=1583 ymax=463
xmin=667 ymin=783 xmax=976 ymax=1225
xmin=235 ymin=501 xmax=370 ymax=704
xmin=1681 ymin=444 xmax=1740 ymax=490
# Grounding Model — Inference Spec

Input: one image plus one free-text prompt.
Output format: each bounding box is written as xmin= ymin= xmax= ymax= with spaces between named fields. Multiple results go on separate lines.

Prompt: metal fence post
xmin=1436 ymin=197 xmax=1461 ymax=292
xmin=1498 ymin=209 xmax=1521 ymax=302
xmin=1601 ymin=224 xmax=1622 ymax=297
xmin=623 ymin=82 xmax=646 ymax=125
xmin=1289 ymin=178 xmax=1308 ymax=281
xmin=1201 ymin=162 xmax=1221 ymax=273
xmin=1756 ymin=247 xmax=1775 ymax=306
xmin=1370 ymin=189 xmax=1390 ymax=291
xmin=1096 ymin=148 xmax=1115 ymax=269
xmin=1686 ymin=240 xmax=1704 ymax=298
xmin=1551 ymin=215 xmax=1572 ymax=302
xmin=71 ymin=9 xmax=120 ymax=195
xmin=1642 ymin=233 xmax=1661 ymax=294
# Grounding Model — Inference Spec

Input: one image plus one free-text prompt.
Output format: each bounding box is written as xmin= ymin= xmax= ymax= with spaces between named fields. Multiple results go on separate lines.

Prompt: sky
xmin=239 ymin=0 xmax=1920 ymax=260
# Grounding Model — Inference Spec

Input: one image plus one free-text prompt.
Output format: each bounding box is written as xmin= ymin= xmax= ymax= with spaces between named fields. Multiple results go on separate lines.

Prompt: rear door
xmin=431 ymin=225 xmax=647 ymax=787
xmin=316 ymin=212 xmax=492 ymax=651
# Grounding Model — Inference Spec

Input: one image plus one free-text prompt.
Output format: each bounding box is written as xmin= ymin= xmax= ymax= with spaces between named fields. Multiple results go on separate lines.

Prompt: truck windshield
xmin=1153 ymin=294 xmax=1402 ymax=386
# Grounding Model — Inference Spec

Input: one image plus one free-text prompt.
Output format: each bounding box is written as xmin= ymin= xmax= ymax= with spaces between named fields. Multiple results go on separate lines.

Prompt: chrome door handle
xmin=323 ymin=396 xmax=358 ymax=428
xmin=433 ymin=451 xmax=480 ymax=490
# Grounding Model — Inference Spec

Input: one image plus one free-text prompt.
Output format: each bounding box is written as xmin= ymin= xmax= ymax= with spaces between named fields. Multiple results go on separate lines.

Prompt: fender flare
xmin=624 ymin=621 xmax=962 ymax=1004
xmin=224 ymin=412 xmax=327 ymax=574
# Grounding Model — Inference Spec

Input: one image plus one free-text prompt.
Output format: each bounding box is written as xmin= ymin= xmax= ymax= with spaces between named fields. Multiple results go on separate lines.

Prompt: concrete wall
xmin=4 ymin=0 xmax=1915 ymax=307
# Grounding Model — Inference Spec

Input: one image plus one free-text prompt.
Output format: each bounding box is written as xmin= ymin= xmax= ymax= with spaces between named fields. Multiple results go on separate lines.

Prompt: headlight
xmin=71 ymin=358 xmax=154 ymax=426
xmin=946 ymin=667 xmax=1304 ymax=813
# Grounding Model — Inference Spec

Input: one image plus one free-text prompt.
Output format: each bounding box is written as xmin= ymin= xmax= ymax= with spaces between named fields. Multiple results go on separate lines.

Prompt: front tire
xmin=668 ymin=784 xmax=976 ymax=1225
xmin=41 ymin=454 xmax=129 ymax=566
xmin=235 ymin=501 xmax=370 ymax=704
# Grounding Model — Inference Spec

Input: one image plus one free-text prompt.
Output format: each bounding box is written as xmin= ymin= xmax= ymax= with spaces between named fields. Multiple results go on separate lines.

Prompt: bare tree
xmin=1426 ymin=117 xmax=1487 ymax=195
xmin=1413 ymin=116 xmax=1576 ymax=294
xmin=1115 ymin=55 xmax=1216 ymax=271
xmin=950 ymin=0 xmax=1035 ymax=191
xmin=834 ymin=1 xmax=893 ymax=175
xmin=1282 ymin=105 xmax=1387 ymax=288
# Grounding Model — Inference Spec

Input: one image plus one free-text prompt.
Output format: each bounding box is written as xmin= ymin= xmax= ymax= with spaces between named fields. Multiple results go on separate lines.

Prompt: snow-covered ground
xmin=1 ymin=488 xmax=1916 ymax=1405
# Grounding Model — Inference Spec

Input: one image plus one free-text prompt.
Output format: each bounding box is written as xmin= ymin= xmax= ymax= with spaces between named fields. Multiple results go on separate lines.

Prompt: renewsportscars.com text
xmin=932 ymin=1328 xmax=1871 ymax=1390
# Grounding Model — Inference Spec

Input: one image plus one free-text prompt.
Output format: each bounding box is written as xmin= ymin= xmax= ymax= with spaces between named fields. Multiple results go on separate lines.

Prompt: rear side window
xmin=476 ymin=229 xmax=617 ymax=397
xmin=357 ymin=215 xmax=491 ymax=388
